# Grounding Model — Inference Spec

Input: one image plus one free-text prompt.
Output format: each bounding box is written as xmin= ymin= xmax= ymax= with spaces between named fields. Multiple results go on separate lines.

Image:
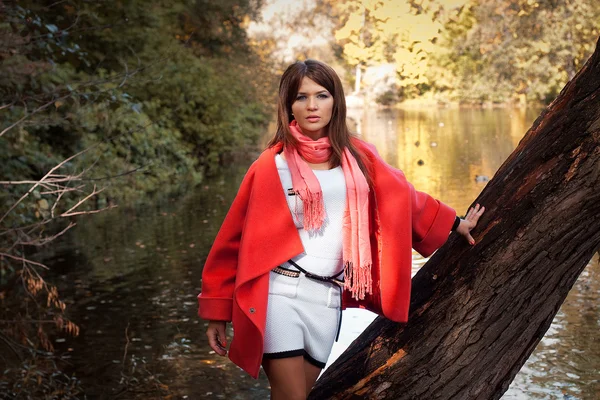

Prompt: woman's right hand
xmin=206 ymin=320 xmax=228 ymax=356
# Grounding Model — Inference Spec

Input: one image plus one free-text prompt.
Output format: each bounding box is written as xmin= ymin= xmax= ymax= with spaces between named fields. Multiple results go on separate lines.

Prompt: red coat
xmin=197 ymin=139 xmax=456 ymax=378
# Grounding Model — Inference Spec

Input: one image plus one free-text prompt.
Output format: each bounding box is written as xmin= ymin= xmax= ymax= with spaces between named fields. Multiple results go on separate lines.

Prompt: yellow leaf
xmin=37 ymin=199 xmax=49 ymax=210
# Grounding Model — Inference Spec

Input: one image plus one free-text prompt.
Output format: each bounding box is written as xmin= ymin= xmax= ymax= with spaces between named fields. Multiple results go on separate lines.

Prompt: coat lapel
xmin=235 ymin=143 xmax=304 ymax=288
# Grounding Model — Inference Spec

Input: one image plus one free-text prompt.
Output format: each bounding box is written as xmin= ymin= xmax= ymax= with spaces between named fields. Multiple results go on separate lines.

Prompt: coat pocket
xmin=326 ymin=286 xmax=342 ymax=309
xmin=268 ymin=270 xmax=300 ymax=299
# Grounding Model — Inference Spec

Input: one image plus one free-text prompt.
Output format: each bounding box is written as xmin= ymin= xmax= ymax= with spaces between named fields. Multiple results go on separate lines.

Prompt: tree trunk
xmin=355 ymin=63 xmax=362 ymax=94
xmin=310 ymin=37 xmax=600 ymax=400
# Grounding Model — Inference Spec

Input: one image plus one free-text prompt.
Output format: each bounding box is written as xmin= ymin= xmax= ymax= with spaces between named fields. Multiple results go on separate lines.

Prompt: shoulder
xmin=351 ymin=137 xmax=379 ymax=157
xmin=350 ymin=136 xmax=386 ymax=169
xmin=350 ymin=137 xmax=407 ymax=179
xmin=254 ymin=145 xmax=279 ymax=169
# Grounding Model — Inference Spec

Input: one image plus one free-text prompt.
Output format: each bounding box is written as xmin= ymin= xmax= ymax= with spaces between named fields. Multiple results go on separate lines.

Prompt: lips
xmin=306 ymin=115 xmax=320 ymax=123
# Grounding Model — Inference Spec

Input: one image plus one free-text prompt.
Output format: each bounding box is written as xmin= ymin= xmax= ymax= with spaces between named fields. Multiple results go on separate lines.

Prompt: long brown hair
xmin=267 ymin=59 xmax=372 ymax=185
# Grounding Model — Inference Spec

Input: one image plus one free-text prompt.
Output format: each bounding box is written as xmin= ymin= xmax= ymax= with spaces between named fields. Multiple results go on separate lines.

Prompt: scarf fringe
xmin=298 ymin=189 xmax=325 ymax=231
xmin=344 ymin=260 xmax=373 ymax=301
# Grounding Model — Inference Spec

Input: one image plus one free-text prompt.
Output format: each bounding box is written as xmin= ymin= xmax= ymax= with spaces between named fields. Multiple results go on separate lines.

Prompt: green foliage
xmin=0 ymin=0 xmax=273 ymax=386
xmin=1 ymin=0 xmax=271 ymax=210
xmin=131 ymin=51 xmax=268 ymax=177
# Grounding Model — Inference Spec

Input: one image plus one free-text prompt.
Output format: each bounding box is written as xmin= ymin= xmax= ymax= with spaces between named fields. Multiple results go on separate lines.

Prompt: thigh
xmin=262 ymin=356 xmax=307 ymax=400
xmin=303 ymin=358 xmax=322 ymax=395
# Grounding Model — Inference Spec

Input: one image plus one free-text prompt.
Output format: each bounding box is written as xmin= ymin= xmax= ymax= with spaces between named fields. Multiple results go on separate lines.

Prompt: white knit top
xmin=275 ymin=153 xmax=346 ymax=277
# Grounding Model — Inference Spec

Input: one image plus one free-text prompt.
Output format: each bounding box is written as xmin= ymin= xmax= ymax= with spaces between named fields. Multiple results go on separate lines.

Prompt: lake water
xmin=42 ymin=107 xmax=599 ymax=399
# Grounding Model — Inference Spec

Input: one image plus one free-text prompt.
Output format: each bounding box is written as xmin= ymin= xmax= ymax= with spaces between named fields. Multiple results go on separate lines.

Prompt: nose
xmin=307 ymin=96 xmax=318 ymax=110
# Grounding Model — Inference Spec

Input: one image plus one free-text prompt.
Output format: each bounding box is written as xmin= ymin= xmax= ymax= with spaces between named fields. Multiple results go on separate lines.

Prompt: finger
xmin=207 ymin=330 xmax=227 ymax=356
xmin=466 ymin=233 xmax=475 ymax=245
xmin=470 ymin=205 xmax=486 ymax=224
xmin=465 ymin=207 xmax=474 ymax=220
xmin=214 ymin=334 xmax=227 ymax=356
xmin=217 ymin=325 xmax=228 ymax=348
xmin=467 ymin=204 xmax=481 ymax=221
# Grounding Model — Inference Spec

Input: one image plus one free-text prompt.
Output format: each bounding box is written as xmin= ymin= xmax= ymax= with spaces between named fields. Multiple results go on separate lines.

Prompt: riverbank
xmin=5 ymin=107 xmax=595 ymax=399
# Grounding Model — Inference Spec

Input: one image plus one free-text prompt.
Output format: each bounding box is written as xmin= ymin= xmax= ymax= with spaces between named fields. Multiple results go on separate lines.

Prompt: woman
xmin=198 ymin=59 xmax=485 ymax=399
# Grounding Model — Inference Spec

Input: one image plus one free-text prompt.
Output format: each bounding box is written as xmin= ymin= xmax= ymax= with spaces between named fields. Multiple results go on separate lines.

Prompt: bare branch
xmin=0 ymin=332 xmax=23 ymax=361
xmin=60 ymin=184 xmax=105 ymax=216
xmin=44 ymin=0 xmax=70 ymax=9
xmin=83 ymin=162 xmax=152 ymax=181
xmin=0 ymin=218 xmax=55 ymax=237
xmin=0 ymin=145 xmax=95 ymax=225
xmin=61 ymin=204 xmax=117 ymax=217
xmin=0 ymin=320 xmax=60 ymax=324
xmin=122 ymin=322 xmax=130 ymax=368
xmin=0 ymin=178 xmax=77 ymax=185
xmin=118 ymin=58 xmax=130 ymax=88
xmin=50 ymin=186 xmax=70 ymax=218
xmin=42 ymin=185 xmax=86 ymax=195
xmin=0 ymin=92 xmax=71 ymax=138
xmin=14 ymin=222 xmax=76 ymax=247
xmin=0 ymin=252 xmax=49 ymax=270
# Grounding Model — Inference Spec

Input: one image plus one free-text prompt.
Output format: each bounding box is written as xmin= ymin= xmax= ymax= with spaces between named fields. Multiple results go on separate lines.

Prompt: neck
xmin=299 ymin=126 xmax=327 ymax=141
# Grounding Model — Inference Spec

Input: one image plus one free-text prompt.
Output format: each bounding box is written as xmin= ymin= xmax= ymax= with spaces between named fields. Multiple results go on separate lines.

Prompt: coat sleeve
xmin=408 ymin=181 xmax=456 ymax=258
xmin=197 ymin=161 xmax=257 ymax=322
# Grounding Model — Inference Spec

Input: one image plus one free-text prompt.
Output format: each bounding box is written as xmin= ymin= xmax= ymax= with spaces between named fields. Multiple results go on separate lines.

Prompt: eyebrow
xmin=297 ymin=90 xmax=329 ymax=95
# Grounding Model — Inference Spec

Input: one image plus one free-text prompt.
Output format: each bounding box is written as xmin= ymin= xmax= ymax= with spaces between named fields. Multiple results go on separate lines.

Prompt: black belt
xmin=273 ymin=259 xmax=344 ymax=342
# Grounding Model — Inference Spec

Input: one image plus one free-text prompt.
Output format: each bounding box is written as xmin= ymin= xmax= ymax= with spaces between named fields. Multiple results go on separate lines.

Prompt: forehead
xmin=297 ymin=77 xmax=329 ymax=93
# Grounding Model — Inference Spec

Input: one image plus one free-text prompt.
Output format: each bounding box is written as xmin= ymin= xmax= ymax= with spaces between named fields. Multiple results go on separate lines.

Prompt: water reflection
xmin=40 ymin=107 xmax=599 ymax=398
xmin=505 ymin=251 xmax=600 ymax=399
xmin=350 ymin=107 xmax=542 ymax=213
xmin=348 ymin=107 xmax=600 ymax=399
xmin=42 ymin=164 xmax=273 ymax=398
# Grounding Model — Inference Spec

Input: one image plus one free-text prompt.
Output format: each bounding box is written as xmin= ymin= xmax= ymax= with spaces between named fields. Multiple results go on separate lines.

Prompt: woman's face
xmin=291 ymin=77 xmax=334 ymax=140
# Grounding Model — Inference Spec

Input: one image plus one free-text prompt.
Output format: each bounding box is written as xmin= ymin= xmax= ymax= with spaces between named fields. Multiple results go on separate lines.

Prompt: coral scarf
xmin=283 ymin=120 xmax=372 ymax=300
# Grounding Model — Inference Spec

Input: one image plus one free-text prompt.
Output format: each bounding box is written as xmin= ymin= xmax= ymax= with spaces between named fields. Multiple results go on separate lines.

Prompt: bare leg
xmin=262 ymin=356 xmax=307 ymax=400
xmin=303 ymin=359 xmax=322 ymax=396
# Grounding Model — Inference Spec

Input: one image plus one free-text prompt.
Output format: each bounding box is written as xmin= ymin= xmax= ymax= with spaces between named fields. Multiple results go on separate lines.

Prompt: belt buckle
xmin=272 ymin=266 xmax=300 ymax=278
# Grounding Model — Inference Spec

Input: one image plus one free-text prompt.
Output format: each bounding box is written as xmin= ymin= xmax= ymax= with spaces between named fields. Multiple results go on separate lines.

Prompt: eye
xmin=318 ymin=93 xmax=330 ymax=99
xmin=295 ymin=95 xmax=306 ymax=101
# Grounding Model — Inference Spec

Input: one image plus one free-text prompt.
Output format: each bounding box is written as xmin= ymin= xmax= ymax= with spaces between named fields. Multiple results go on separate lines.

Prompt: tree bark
xmin=310 ymin=37 xmax=600 ymax=400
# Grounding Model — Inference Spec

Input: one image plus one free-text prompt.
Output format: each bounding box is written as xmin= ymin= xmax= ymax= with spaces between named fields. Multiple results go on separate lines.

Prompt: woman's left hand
xmin=456 ymin=203 xmax=485 ymax=245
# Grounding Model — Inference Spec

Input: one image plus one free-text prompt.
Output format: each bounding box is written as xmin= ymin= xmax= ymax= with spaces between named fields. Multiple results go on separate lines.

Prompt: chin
xmin=298 ymin=122 xmax=328 ymax=135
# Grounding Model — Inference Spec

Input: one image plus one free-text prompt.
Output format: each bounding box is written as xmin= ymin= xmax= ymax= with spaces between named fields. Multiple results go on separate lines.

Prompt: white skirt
xmin=262 ymin=268 xmax=342 ymax=368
